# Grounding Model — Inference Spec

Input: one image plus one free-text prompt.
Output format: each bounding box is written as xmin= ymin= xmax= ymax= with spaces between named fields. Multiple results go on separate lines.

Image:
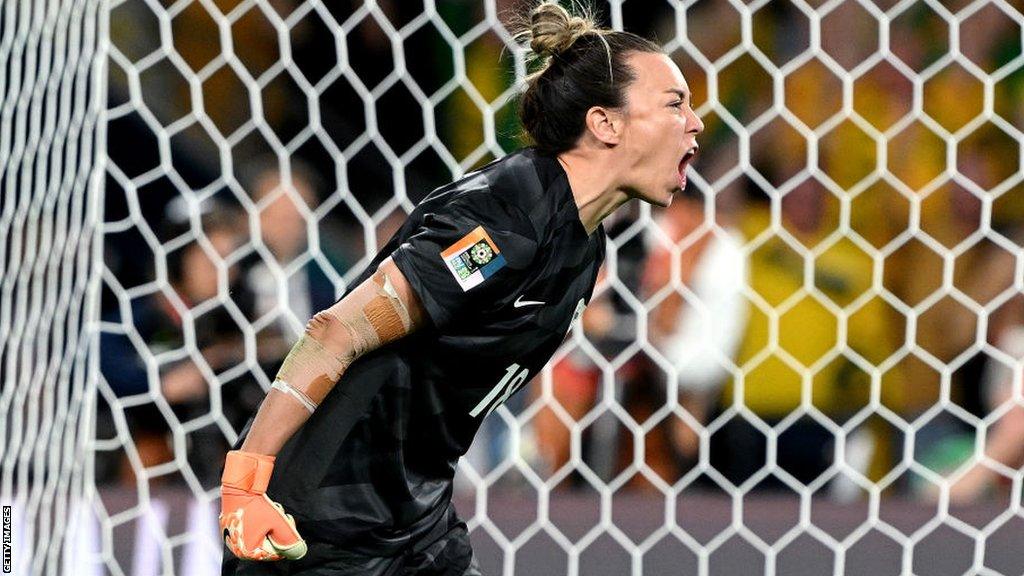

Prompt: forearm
xmin=240 ymin=389 xmax=313 ymax=454
xmin=238 ymin=258 xmax=425 ymax=456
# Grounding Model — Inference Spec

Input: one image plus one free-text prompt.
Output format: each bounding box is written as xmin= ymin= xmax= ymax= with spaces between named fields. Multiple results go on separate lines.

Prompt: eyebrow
xmin=664 ymin=88 xmax=689 ymax=101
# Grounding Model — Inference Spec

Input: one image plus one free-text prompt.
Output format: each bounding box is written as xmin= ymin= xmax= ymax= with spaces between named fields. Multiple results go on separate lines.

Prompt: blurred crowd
xmin=98 ymin=0 xmax=1024 ymax=507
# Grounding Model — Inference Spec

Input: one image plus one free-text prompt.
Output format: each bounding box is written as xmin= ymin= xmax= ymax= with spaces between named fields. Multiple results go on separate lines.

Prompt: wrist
xmin=222 ymin=450 xmax=276 ymax=493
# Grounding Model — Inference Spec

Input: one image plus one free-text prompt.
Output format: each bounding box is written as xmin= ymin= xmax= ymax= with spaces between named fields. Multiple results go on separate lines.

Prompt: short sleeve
xmin=390 ymin=194 xmax=538 ymax=331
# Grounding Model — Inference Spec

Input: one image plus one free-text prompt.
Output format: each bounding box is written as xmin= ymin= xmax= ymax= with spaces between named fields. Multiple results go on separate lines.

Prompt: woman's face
xmin=617 ymin=52 xmax=704 ymax=207
xmin=255 ymin=171 xmax=313 ymax=262
xmin=180 ymin=229 xmax=237 ymax=303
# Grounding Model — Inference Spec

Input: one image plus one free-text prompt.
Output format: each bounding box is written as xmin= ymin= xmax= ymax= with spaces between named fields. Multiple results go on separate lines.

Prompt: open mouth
xmin=677 ymin=145 xmax=698 ymax=188
xmin=681 ymin=146 xmax=698 ymax=166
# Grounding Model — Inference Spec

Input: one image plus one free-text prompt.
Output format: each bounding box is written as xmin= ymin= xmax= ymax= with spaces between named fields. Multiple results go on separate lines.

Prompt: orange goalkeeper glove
xmin=219 ymin=450 xmax=308 ymax=561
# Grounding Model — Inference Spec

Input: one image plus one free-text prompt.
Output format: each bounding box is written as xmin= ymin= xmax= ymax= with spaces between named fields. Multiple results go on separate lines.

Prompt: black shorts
xmin=221 ymin=505 xmax=482 ymax=576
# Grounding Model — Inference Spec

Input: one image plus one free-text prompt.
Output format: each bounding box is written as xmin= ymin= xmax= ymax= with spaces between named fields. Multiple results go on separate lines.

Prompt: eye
xmin=669 ymin=100 xmax=684 ymax=109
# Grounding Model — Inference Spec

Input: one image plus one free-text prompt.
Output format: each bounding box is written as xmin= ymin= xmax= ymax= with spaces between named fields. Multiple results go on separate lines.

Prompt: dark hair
xmin=517 ymin=2 xmax=661 ymax=155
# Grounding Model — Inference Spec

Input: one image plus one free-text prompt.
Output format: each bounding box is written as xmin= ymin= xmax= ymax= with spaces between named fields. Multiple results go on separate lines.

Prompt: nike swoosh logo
xmin=513 ymin=295 xmax=545 ymax=308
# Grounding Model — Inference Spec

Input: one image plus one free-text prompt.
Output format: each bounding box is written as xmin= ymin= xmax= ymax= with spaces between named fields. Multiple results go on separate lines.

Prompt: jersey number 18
xmin=469 ymin=363 xmax=530 ymax=418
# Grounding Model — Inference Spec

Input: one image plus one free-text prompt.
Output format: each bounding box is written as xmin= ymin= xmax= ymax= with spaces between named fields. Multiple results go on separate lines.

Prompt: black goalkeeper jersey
xmin=233 ymin=147 xmax=606 ymax=556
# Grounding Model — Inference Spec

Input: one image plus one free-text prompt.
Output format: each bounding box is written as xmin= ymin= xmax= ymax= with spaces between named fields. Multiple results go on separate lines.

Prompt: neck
xmin=556 ymin=149 xmax=630 ymax=235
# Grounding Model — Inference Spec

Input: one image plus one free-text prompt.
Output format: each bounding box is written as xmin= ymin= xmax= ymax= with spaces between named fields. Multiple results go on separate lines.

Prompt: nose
xmin=688 ymin=110 xmax=704 ymax=135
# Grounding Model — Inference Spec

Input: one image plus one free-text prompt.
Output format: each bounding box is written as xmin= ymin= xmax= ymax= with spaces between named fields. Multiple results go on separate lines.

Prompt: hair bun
xmin=528 ymin=2 xmax=595 ymax=58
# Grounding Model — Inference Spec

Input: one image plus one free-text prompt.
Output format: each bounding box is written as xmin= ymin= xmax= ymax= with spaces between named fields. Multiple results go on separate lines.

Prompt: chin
xmin=632 ymin=181 xmax=678 ymax=207
xmin=661 ymin=183 xmax=682 ymax=206
xmin=636 ymin=192 xmax=671 ymax=207
xmin=645 ymin=187 xmax=676 ymax=207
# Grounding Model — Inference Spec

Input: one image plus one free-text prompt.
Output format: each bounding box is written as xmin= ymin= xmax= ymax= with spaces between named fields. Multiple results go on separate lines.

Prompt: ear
xmin=583 ymin=106 xmax=623 ymax=146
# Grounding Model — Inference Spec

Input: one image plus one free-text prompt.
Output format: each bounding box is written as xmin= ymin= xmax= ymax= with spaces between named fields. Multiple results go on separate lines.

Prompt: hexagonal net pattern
xmin=0 ymin=0 xmax=107 ymax=575
xmin=4 ymin=0 xmax=1024 ymax=574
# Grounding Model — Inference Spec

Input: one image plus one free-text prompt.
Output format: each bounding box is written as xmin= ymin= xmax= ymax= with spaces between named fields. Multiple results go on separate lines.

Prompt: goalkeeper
xmin=220 ymin=2 xmax=703 ymax=574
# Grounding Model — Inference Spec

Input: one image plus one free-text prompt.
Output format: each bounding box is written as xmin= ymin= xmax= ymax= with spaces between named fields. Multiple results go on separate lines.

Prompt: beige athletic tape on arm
xmin=272 ymin=267 xmax=414 ymax=412
xmin=362 ymin=268 xmax=412 ymax=342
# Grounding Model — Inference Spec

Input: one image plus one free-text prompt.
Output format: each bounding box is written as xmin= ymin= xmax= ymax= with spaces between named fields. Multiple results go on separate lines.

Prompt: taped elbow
xmin=305 ymin=309 xmax=374 ymax=361
xmin=273 ymin=330 xmax=351 ymax=411
xmin=306 ymin=310 xmax=346 ymax=347
xmin=307 ymin=268 xmax=413 ymax=358
xmin=271 ymin=268 xmax=415 ymax=413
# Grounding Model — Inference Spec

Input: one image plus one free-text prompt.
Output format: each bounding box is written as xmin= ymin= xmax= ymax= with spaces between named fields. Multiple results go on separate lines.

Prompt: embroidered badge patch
xmin=440 ymin=225 xmax=506 ymax=291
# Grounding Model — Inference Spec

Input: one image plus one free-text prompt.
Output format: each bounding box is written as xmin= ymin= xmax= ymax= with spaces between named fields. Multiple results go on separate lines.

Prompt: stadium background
xmin=5 ymin=0 xmax=1024 ymax=574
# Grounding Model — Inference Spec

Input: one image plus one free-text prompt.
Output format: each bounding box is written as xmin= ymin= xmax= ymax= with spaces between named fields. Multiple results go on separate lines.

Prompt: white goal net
xmin=1 ymin=0 xmax=106 ymax=574
xmin=4 ymin=0 xmax=1024 ymax=574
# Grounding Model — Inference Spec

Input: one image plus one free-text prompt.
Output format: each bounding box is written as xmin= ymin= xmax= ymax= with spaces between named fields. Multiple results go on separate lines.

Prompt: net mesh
xmin=0 ymin=0 xmax=106 ymax=575
xmin=5 ymin=0 xmax=1024 ymax=574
